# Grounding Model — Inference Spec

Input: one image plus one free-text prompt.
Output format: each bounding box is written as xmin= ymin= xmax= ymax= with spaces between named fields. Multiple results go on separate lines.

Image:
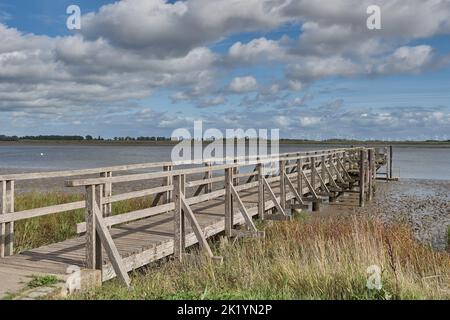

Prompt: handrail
xmin=64 ymin=149 xmax=356 ymax=187
xmin=0 ymin=147 xmax=352 ymax=181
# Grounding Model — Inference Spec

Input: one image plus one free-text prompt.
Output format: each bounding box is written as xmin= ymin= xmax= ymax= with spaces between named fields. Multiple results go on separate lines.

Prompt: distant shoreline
xmin=1 ymin=139 xmax=450 ymax=147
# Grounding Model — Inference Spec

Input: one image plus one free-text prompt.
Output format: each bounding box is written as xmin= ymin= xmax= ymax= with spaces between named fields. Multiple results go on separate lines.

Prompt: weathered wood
xmin=93 ymin=204 xmax=130 ymax=287
xmin=279 ymin=160 xmax=286 ymax=209
xmin=257 ymin=163 xmax=264 ymax=220
xmin=181 ymin=196 xmax=216 ymax=259
xmin=224 ymin=168 xmax=233 ymax=237
xmin=163 ymin=165 xmax=173 ymax=204
xmin=284 ymin=172 xmax=305 ymax=206
xmin=101 ymin=171 xmax=112 ymax=217
xmin=262 ymin=177 xmax=286 ymax=216
xmin=85 ymin=185 xmax=96 ymax=269
xmin=389 ymin=145 xmax=393 ymax=179
xmin=299 ymin=170 xmax=319 ymax=200
xmin=173 ymin=174 xmax=185 ymax=261
xmin=368 ymin=149 xmax=374 ymax=201
xmin=359 ymin=149 xmax=366 ymax=207
xmin=77 ymin=203 xmax=175 ymax=233
xmin=231 ymin=185 xmax=257 ymax=232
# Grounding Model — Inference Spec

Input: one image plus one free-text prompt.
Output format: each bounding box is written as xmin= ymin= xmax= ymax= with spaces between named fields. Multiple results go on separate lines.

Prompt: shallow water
xmin=0 ymin=143 xmax=449 ymax=180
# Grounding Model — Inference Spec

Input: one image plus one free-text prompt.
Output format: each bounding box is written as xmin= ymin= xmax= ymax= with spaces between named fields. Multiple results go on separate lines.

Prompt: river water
xmin=0 ymin=143 xmax=449 ymax=180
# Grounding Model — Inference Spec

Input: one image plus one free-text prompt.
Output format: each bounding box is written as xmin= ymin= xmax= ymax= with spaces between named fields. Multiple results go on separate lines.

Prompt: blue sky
xmin=0 ymin=0 xmax=449 ymax=140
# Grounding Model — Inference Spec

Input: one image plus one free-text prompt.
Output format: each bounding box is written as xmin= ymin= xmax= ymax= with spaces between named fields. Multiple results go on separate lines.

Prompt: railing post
xmin=1 ymin=180 xmax=14 ymax=257
xmin=205 ymin=163 xmax=212 ymax=193
xmin=85 ymin=184 xmax=103 ymax=270
xmin=257 ymin=162 xmax=264 ymax=220
xmin=101 ymin=171 xmax=112 ymax=217
xmin=279 ymin=160 xmax=286 ymax=210
xmin=224 ymin=167 xmax=233 ymax=237
xmin=310 ymin=156 xmax=320 ymax=212
xmin=297 ymin=154 xmax=303 ymax=201
xmin=173 ymin=174 xmax=186 ymax=261
xmin=368 ymin=149 xmax=374 ymax=201
xmin=233 ymin=159 xmax=239 ymax=186
xmin=389 ymin=145 xmax=393 ymax=180
xmin=163 ymin=165 xmax=173 ymax=203
xmin=321 ymin=155 xmax=326 ymax=187
xmin=359 ymin=149 xmax=366 ymax=207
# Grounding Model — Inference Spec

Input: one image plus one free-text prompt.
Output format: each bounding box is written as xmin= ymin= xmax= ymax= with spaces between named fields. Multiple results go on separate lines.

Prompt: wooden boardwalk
xmin=0 ymin=147 xmax=391 ymax=295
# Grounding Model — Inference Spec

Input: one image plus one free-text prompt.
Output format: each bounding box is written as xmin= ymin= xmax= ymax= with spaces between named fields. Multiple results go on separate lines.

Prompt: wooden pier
xmin=0 ymin=146 xmax=390 ymax=294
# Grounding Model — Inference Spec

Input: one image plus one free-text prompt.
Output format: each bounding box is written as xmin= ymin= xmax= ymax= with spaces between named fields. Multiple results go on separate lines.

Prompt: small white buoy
xmin=40 ymin=153 xmax=45 ymax=156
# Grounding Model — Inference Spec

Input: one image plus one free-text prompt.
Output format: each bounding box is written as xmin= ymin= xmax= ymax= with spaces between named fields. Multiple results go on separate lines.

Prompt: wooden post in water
xmin=173 ymin=174 xmax=186 ymax=261
xmin=224 ymin=167 xmax=233 ymax=237
xmin=359 ymin=149 xmax=366 ymax=207
xmin=0 ymin=180 xmax=14 ymax=257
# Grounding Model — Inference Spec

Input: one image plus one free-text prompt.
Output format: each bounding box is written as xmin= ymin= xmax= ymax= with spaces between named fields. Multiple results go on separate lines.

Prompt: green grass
xmin=27 ymin=275 xmax=60 ymax=289
xmin=72 ymin=214 xmax=450 ymax=300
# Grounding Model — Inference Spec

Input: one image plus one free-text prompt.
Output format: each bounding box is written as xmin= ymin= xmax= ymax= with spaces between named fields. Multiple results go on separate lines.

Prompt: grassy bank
xmin=72 ymin=214 xmax=450 ymax=300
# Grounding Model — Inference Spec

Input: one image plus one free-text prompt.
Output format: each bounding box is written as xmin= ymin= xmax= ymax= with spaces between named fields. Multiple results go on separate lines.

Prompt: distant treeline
xmin=0 ymin=134 xmax=171 ymax=141
xmin=1 ymin=134 xmax=449 ymax=143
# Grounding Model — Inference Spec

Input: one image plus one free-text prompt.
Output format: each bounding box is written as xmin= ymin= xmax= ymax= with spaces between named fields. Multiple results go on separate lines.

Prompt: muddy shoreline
xmin=359 ymin=179 xmax=450 ymax=251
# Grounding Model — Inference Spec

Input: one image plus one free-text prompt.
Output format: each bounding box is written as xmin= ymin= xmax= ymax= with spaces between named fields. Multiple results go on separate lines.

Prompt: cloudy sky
xmin=1 ymin=0 xmax=450 ymax=140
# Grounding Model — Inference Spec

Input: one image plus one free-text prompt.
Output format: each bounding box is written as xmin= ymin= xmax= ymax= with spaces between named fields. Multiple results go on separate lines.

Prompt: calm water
xmin=0 ymin=144 xmax=449 ymax=180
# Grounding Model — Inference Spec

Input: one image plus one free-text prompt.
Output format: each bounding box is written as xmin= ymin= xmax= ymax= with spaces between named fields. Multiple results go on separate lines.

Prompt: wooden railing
xmin=0 ymin=146 xmax=385 ymax=274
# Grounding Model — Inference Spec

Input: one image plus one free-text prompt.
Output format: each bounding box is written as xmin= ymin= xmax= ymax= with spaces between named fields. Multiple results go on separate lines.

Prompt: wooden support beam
xmin=93 ymin=204 xmax=130 ymax=287
xmin=230 ymin=185 xmax=257 ymax=232
xmin=329 ymin=158 xmax=346 ymax=184
xmin=181 ymin=195 xmax=222 ymax=262
xmin=337 ymin=157 xmax=353 ymax=182
xmin=324 ymin=156 xmax=340 ymax=190
xmin=284 ymin=172 xmax=306 ymax=206
xmin=262 ymin=177 xmax=287 ymax=216
xmin=311 ymin=162 xmax=330 ymax=194
xmin=299 ymin=170 xmax=319 ymax=200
